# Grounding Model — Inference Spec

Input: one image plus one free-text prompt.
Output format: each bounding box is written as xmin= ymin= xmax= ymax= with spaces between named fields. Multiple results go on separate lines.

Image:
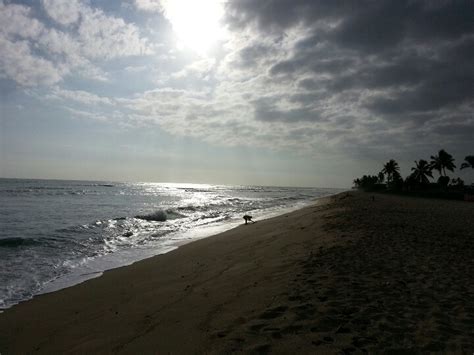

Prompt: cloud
xmin=212 ymin=0 xmax=474 ymax=156
xmin=76 ymin=5 xmax=150 ymax=59
xmin=252 ymin=97 xmax=322 ymax=123
xmin=65 ymin=107 xmax=109 ymax=121
xmin=2 ymin=0 xmax=473 ymax=164
xmin=171 ymin=57 xmax=216 ymax=80
xmin=48 ymin=87 xmax=114 ymax=105
xmin=0 ymin=37 xmax=63 ymax=86
xmin=0 ymin=2 xmax=63 ymax=85
xmin=42 ymin=0 xmax=83 ymax=26
xmin=431 ymin=122 xmax=474 ymax=140
xmin=1 ymin=2 xmax=45 ymax=38
xmin=134 ymin=0 xmax=163 ymax=12
xmin=0 ymin=1 xmax=151 ymax=86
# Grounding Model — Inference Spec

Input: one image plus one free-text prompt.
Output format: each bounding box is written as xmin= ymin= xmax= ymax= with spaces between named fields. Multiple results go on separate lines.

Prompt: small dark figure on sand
xmin=243 ymin=215 xmax=255 ymax=225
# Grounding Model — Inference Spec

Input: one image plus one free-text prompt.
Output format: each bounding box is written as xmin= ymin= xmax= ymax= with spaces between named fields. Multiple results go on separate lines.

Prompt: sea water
xmin=0 ymin=178 xmax=344 ymax=309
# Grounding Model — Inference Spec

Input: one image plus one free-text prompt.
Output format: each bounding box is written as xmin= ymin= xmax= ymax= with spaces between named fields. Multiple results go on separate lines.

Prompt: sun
xmin=161 ymin=0 xmax=226 ymax=55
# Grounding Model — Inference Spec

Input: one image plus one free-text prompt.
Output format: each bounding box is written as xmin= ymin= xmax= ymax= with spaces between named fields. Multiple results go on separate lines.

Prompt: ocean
xmin=0 ymin=178 xmax=344 ymax=309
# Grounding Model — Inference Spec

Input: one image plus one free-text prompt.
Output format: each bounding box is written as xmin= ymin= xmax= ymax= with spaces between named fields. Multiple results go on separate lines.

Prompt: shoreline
xmin=1 ymin=191 xmax=473 ymax=353
xmin=1 ymin=191 xmax=341 ymax=311
xmin=6 ymin=193 xmax=340 ymax=310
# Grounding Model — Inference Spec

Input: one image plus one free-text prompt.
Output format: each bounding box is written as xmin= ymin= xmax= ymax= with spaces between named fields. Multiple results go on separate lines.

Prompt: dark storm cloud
xmin=226 ymin=0 xmax=353 ymax=31
xmin=331 ymin=116 xmax=357 ymax=129
xmin=319 ymin=53 xmax=436 ymax=95
xmin=237 ymin=43 xmax=276 ymax=68
xmin=297 ymin=78 xmax=320 ymax=91
xmin=222 ymin=0 xmax=474 ymax=159
xmin=363 ymin=56 xmax=434 ymax=89
xmin=253 ymin=97 xmax=322 ymax=122
xmin=366 ymin=47 xmax=474 ymax=116
xmin=288 ymin=91 xmax=328 ymax=106
xmin=255 ymin=106 xmax=320 ymax=122
xmin=431 ymin=123 xmax=474 ymax=139
xmin=270 ymin=57 xmax=354 ymax=76
xmin=228 ymin=0 xmax=474 ymax=46
xmin=331 ymin=2 xmax=407 ymax=52
xmin=226 ymin=0 xmax=474 ymax=149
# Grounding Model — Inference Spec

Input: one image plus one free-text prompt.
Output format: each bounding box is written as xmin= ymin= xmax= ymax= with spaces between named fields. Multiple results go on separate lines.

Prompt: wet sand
xmin=1 ymin=191 xmax=473 ymax=353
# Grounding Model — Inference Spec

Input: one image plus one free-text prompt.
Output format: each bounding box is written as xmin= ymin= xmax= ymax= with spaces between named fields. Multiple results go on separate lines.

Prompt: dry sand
xmin=1 ymin=192 xmax=473 ymax=353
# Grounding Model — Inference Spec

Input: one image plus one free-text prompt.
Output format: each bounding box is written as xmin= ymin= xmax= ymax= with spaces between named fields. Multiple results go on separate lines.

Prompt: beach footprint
xmin=259 ymin=305 xmax=288 ymax=320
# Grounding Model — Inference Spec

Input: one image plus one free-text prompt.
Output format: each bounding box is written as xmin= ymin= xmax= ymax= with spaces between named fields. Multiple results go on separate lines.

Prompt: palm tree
xmin=410 ymin=159 xmax=433 ymax=185
xmin=353 ymin=178 xmax=361 ymax=188
xmin=381 ymin=159 xmax=400 ymax=185
xmin=460 ymin=155 xmax=474 ymax=170
xmin=450 ymin=177 xmax=465 ymax=188
xmin=430 ymin=149 xmax=456 ymax=176
xmin=377 ymin=171 xmax=385 ymax=183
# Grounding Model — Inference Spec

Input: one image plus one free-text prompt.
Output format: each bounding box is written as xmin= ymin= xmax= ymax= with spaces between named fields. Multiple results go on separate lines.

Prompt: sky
xmin=0 ymin=0 xmax=473 ymax=188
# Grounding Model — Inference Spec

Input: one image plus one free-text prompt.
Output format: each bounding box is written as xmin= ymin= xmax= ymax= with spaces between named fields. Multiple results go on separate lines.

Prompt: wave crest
xmin=134 ymin=209 xmax=185 ymax=222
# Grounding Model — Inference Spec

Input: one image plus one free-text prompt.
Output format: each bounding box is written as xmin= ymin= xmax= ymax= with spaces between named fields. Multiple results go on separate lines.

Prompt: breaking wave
xmin=0 ymin=178 xmax=345 ymax=309
xmin=134 ymin=209 xmax=185 ymax=222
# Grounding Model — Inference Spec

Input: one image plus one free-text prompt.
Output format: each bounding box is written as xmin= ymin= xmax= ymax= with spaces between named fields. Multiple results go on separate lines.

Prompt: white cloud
xmin=171 ymin=57 xmax=216 ymax=79
xmin=0 ymin=37 xmax=63 ymax=86
xmin=0 ymin=2 xmax=45 ymax=39
xmin=124 ymin=65 xmax=148 ymax=73
xmin=77 ymin=6 xmax=151 ymax=59
xmin=65 ymin=107 xmax=109 ymax=121
xmin=119 ymin=84 xmax=291 ymax=151
xmin=0 ymin=1 xmax=152 ymax=86
xmin=134 ymin=0 xmax=163 ymax=12
xmin=48 ymin=87 xmax=114 ymax=105
xmin=42 ymin=0 xmax=82 ymax=26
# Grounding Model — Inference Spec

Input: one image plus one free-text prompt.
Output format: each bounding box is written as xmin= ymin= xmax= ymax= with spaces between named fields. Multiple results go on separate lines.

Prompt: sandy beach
xmin=1 ymin=191 xmax=473 ymax=353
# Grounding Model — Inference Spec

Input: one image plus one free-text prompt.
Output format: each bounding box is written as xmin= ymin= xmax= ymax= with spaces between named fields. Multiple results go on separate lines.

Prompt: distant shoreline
xmin=35 ymin=192 xmax=341 ymax=304
xmin=1 ymin=191 xmax=473 ymax=353
xmin=0 ymin=177 xmax=346 ymax=190
xmin=0 ymin=179 xmax=345 ymax=310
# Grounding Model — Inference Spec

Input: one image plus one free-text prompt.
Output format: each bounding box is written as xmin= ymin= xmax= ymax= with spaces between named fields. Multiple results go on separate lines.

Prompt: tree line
xmin=353 ymin=150 xmax=474 ymax=196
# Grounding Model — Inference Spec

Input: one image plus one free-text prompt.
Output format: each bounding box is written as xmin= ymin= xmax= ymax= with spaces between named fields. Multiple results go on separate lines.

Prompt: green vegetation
xmin=461 ymin=156 xmax=474 ymax=170
xmin=409 ymin=159 xmax=433 ymax=185
xmin=353 ymin=150 xmax=474 ymax=200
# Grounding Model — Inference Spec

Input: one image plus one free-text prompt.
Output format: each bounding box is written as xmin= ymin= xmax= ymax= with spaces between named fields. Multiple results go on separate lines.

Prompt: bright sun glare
xmin=161 ymin=0 xmax=226 ymax=55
